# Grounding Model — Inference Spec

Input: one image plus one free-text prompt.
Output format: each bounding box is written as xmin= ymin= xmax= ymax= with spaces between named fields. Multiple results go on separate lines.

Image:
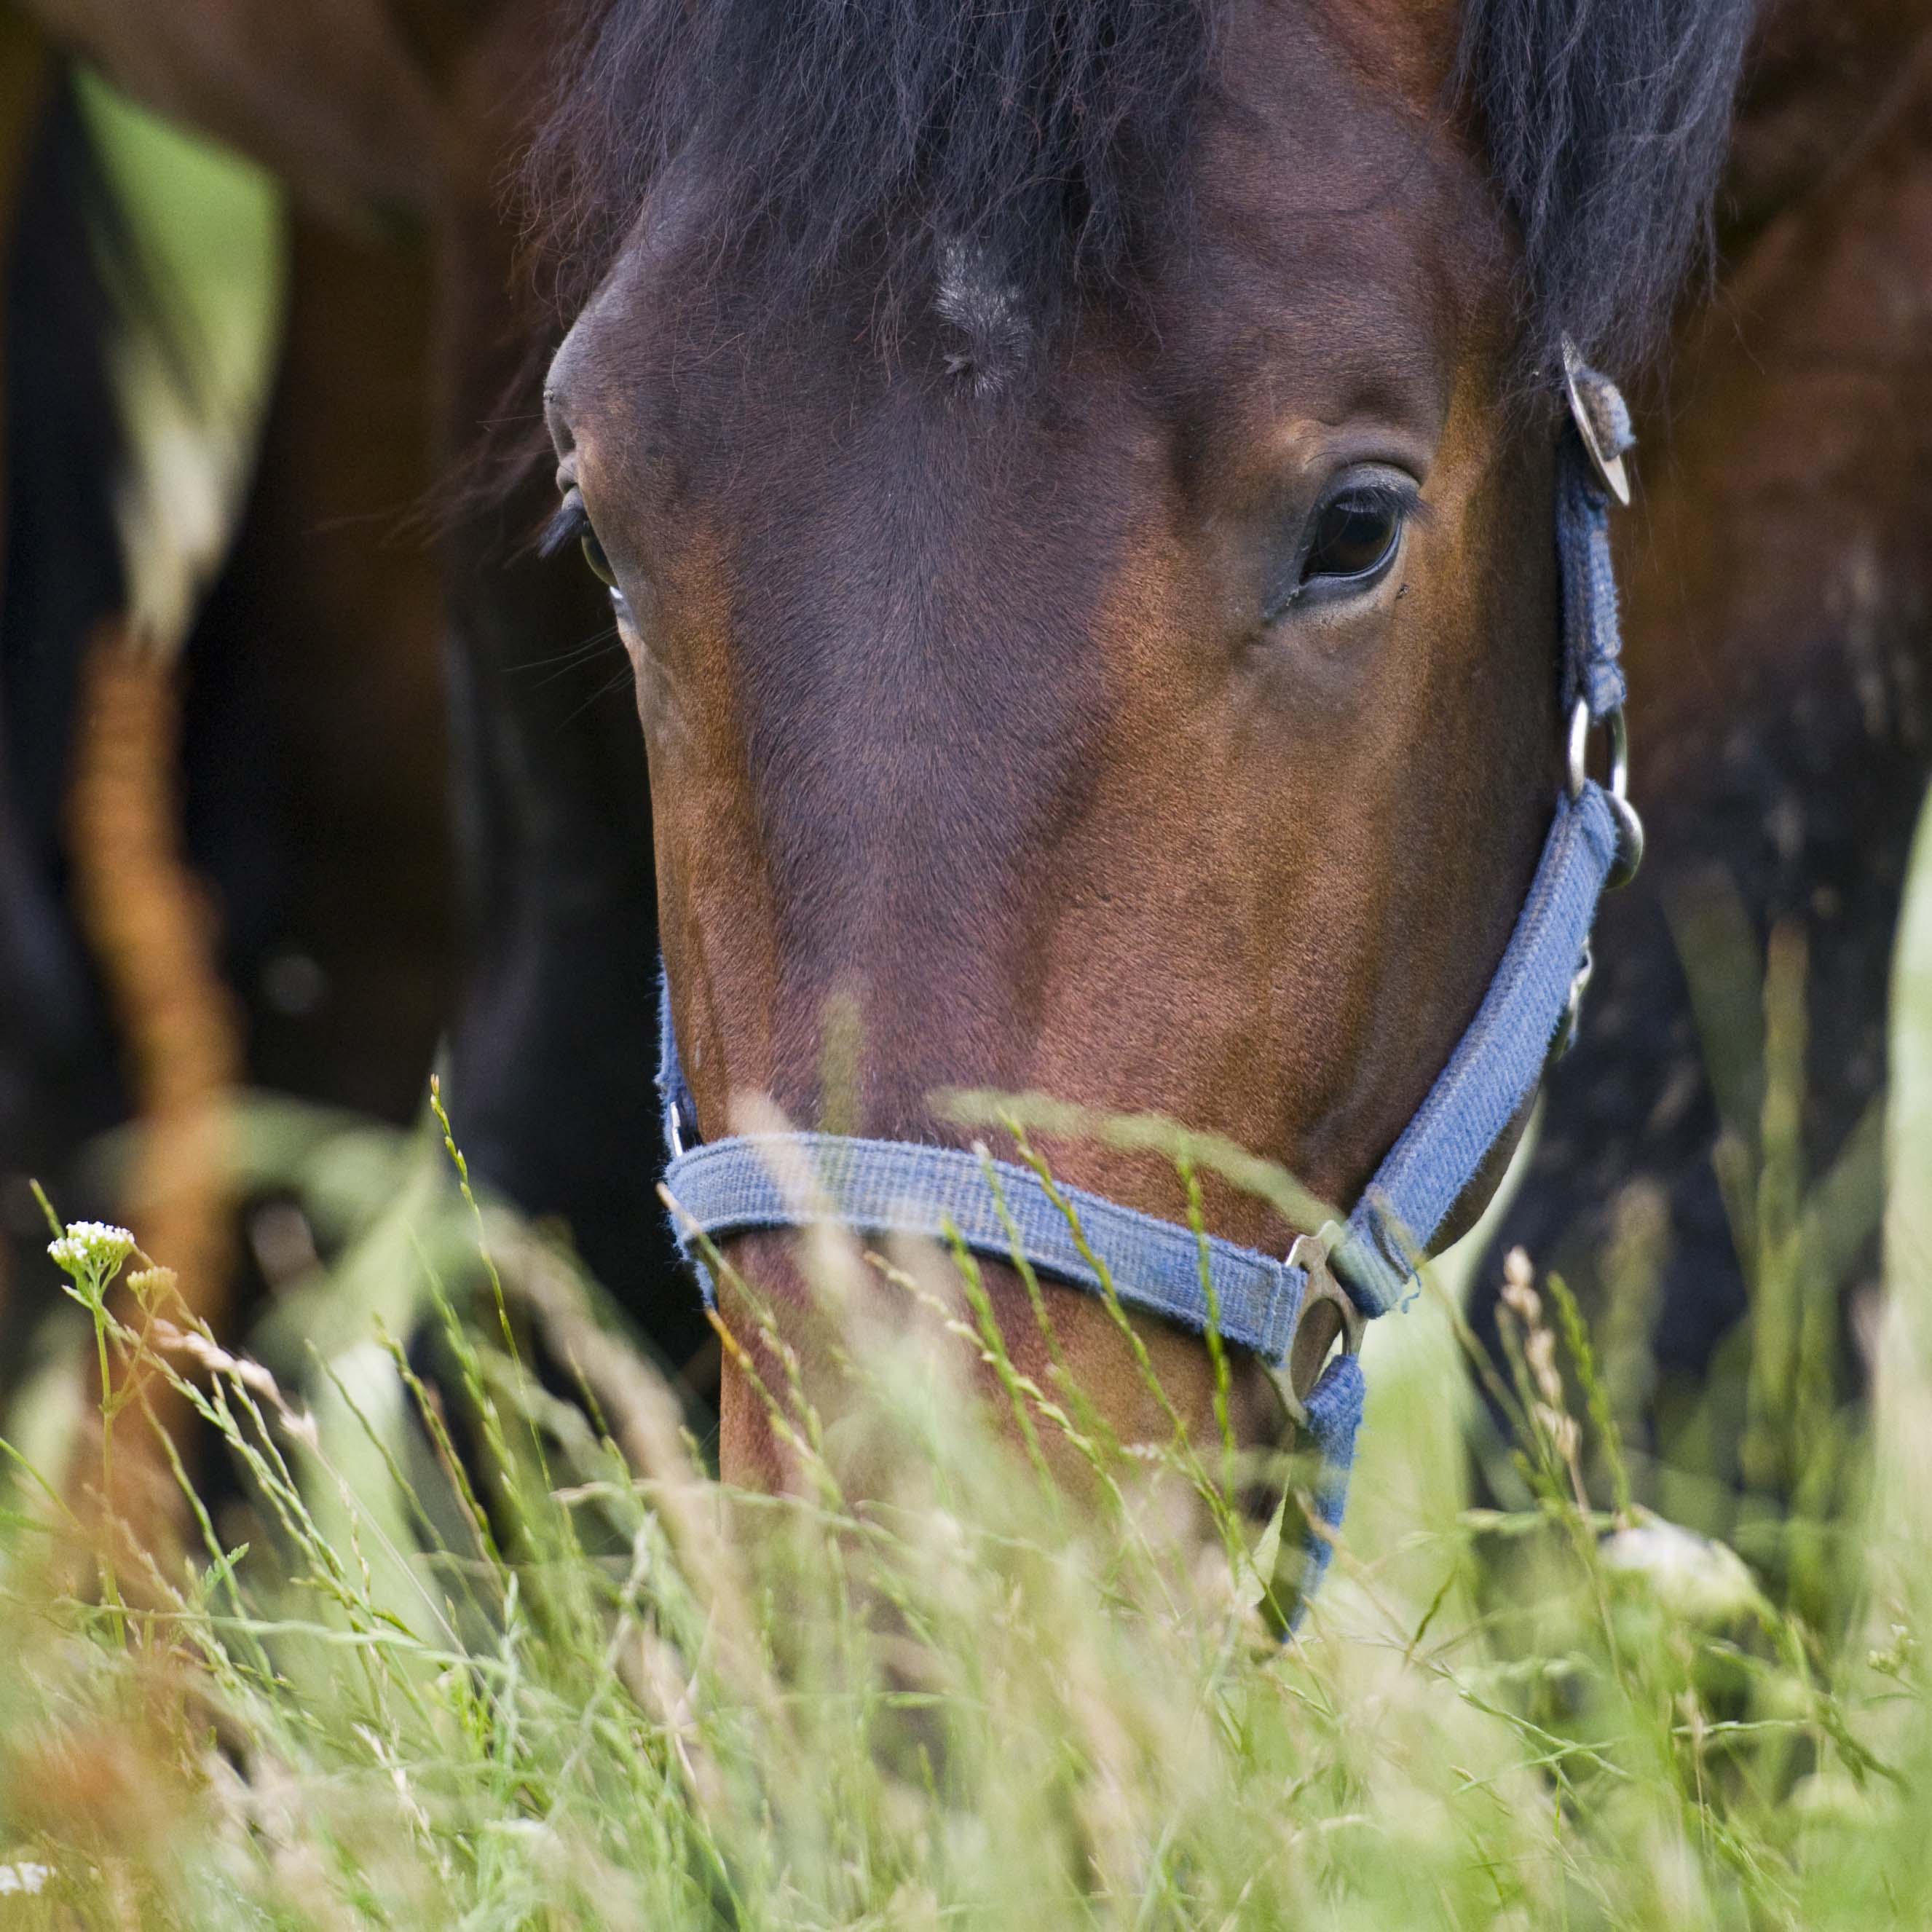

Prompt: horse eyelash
xmin=1326 ymin=478 xmax=1432 ymax=528
xmin=539 ymin=497 xmax=588 ymax=561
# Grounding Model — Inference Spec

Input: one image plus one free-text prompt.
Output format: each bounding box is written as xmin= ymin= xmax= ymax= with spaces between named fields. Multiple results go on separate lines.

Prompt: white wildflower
xmin=125 ymin=1264 xmax=178 ymax=1310
xmin=0 ymin=1861 xmax=52 ymax=1896
xmin=1601 ymin=1517 xmax=1762 ymax=1624
xmin=47 ymin=1220 xmax=135 ymax=1279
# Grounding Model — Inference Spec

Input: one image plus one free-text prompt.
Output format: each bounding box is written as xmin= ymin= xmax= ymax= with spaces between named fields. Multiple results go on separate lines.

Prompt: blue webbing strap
xmin=664 ymin=1129 xmax=1311 ymax=1360
xmin=1297 ymin=1352 xmax=1365 ymax=1603
xmin=657 ymin=363 xmax=1635 ymax=1618
xmin=1559 ymin=372 xmax=1632 ymax=724
xmin=1328 ymin=783 xmax=1618 ymax=1314
xmin=663 ymin=782 xmax=1616 ymax=1336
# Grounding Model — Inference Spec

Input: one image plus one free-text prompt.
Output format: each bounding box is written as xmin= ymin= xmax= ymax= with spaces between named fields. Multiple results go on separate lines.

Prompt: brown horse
xmin=529 ymin=0 xmax=1754 ymax=1489
xmin=1473 ymin=1 xmax=1932 ymax=1505
xmin=15 ymin=0 xmax=1931 ymax=1550
xmin=0 ymin=45 xmax=455 ymax=1360
xmin=0 ymin=0 xmax=706 ymax=1403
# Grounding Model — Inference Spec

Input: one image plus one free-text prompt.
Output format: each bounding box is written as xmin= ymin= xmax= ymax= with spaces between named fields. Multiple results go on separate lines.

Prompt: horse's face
xmin=545 ymin=0 xmax=1559 ymax=1475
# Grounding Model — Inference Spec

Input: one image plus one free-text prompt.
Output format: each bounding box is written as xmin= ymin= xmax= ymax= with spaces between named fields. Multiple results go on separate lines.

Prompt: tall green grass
xmin=16 ymin=58 xmax=1928 ymax=1932
xmin=3 ymin=806 xmax=1931 ymax=1931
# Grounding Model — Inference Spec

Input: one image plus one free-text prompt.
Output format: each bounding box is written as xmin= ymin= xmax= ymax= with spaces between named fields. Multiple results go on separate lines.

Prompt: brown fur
xmin=543 ymin=0 xmax=1563 ymax=1481
xmin=186 ymin=210 xmax=455 ymax=1125
xmin=16 ymin=0 xmax=451 ymax=225
xmin=1632 ymin=32 xmax=1932 ymax=770
xmin=0 ymin=11 xmax=50 ymax=1339
xmin=1471 ymin=3 xmax=1932 ymax=1424
xmin=66 ymin=626 xmax=240 ymax=1545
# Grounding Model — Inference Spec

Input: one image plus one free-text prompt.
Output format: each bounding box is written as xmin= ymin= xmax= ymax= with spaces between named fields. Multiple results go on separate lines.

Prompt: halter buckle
xmin=1562 ymin=336 xmax=1632 ymax=507
xmin=1566 ymin=700 xmax=1645 ymax=888
xmin=1275 ymin=1231 xmax=1365 ymax=1428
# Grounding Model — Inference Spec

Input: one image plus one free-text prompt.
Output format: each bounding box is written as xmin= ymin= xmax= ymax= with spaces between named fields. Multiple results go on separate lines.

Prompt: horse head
xmin=532 ymin=0 xmax=1751 ymax=1493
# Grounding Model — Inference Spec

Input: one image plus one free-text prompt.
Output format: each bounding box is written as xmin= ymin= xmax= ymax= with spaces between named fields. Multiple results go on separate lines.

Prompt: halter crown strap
xmin=658 ymin=353 xmax=1637 ymax=1613
xmin=1560 ymin=339 xmax=1635 ymax=724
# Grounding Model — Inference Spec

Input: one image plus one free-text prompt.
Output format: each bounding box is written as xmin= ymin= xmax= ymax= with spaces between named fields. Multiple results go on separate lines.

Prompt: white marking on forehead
xmin=934 ymin=237 xmax=1030 ymax=396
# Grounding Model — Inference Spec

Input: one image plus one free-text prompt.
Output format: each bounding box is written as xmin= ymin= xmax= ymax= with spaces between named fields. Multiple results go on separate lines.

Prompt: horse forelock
xmin=524 ymin=0 xmax=1757 ymax=376
xmin=524 ymin=0 xmax=1216 ymax=355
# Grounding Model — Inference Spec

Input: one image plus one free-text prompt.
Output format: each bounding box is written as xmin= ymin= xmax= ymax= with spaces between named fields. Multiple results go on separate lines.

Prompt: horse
xmin=0 ymin=4 xmax=707 ymax=1425
xmin=520 ymin=0 xmax=1768 ymax=1507
xmin=0 ymin=54 xmax=456 ymax=1379
xmin=9 ymin=0 xmax=1928 ymax=1568
xmin=1472 ymin=1 xmax=1932 ymax=1519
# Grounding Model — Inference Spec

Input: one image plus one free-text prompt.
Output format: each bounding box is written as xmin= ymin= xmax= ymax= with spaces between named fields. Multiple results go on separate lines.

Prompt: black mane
xmin=526 ymin=0 xmax=1756 ymax=377
xmin=1456 ymin=0 xmax=1756 ymax=374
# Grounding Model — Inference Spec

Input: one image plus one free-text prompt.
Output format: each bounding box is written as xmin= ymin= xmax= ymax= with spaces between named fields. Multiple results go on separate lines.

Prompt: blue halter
xmin=658 ymin=347 xmax=1641 ymax=1608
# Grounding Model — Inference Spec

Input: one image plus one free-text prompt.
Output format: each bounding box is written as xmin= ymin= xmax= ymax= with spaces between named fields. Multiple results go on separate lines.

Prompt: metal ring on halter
xmin=1566 ymin=700 xmax=1644 ymax=888
xmin=1271 ymin=1231 xmax=1366 ymax=1430
xmin=1552 ymin=939 xmax=1594 ymax=1060
xmin=664 ymin=1092 xmax=694 ymax=1161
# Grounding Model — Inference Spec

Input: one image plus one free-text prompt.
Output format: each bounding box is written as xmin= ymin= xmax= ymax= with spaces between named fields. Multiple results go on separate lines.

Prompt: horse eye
xmin=1301 ymin=492 xmax=1403 ymax=586
xmin=539 ymin=493 xmax=621 ymax=591
xmin=580 ymin=527 xmax=618 ymax=588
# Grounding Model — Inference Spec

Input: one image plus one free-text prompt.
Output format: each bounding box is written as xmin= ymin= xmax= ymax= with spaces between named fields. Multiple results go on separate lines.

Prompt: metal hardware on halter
xmin=1553 ymin=940 xmax=1594 ymax=1060
xmin=1566 ymin=699 xmax=1644 ymax=888
xmin=1562 ymin=335 xmax=1631 ymax=507
xmin=663 ymin=1079 xmax=698 ymax=1160
xmin=1271 ymin=1230 xmax=1366 ymax=1430
xmin=1559 ymin=338 xmax=1644 ymax=891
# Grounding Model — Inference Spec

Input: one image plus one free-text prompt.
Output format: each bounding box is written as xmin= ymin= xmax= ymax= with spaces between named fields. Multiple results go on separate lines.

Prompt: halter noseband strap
xmin=658 ymin=347 xmax=1640 ymax=1610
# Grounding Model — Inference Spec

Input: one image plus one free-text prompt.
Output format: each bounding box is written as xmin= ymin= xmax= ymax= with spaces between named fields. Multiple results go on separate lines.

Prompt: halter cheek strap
xmin=658 ymin=348 xmax=1640 ymax=1612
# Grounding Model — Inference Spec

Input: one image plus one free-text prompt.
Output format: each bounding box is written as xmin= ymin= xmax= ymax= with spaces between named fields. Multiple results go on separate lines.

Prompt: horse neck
xmin=1629 ymin=20 xmax=1932 ymax=754
xmin=1720 ymin=0 xmax=1932 ymax=257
